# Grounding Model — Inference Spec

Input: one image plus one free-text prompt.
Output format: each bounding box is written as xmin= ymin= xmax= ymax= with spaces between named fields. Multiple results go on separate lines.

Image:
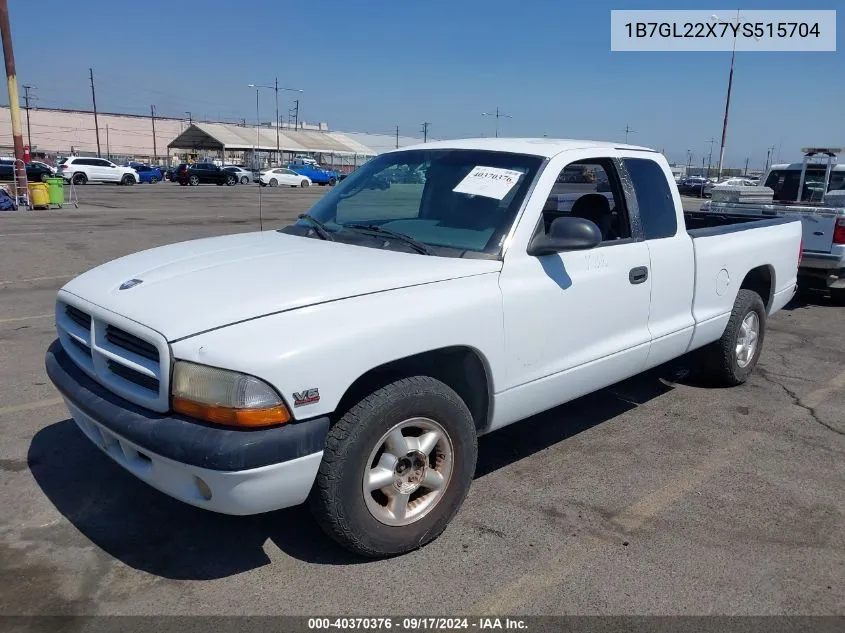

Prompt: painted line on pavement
xmin=0 ymin=314 xmax=53 ymax=324
xmin=801 ymin=369 xmax=845 ymax=409
xmin=471 ymin=431 xmax=757 ymax=615
xmin=0 ymin=397 xmax=64 ymax=416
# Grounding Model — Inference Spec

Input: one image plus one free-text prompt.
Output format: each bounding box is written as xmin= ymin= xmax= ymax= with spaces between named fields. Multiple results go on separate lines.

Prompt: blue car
xmin=287 ymin=160 xmax=338 ymax=186
xmin=124 ymin=163 xmax=163 ymax=184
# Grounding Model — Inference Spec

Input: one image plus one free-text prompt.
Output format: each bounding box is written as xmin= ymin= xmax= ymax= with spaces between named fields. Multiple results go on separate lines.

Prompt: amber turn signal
xmin=172 ymin=396 xmax=291 ymax=428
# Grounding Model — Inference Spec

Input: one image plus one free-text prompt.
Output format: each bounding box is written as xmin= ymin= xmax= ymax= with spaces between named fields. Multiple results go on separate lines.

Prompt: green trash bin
xmin=46 ymin=177 xmax=64 ymax=207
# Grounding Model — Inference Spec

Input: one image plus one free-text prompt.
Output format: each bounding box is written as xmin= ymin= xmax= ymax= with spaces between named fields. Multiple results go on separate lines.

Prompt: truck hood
xmin=60 ymin=231 xmax=502 ymax=341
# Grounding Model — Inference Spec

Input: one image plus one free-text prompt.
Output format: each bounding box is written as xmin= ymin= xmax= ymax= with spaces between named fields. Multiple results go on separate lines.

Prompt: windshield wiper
xmin=343 ymin=223 xmax=434 ymax=255
xmin=297 ymin=214 xmax=334 ymax=241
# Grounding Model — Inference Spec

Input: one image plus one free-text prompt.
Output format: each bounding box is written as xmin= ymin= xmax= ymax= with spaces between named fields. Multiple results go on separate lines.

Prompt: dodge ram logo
xmin=119 ymin=278 xmax=143 ymax=290
xmin=293 ymin=388 xmax=320 ymax=407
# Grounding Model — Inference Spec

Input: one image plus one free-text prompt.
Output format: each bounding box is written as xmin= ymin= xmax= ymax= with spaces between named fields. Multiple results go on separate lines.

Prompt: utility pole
xmin=291 ymin=99 xmax=299 ymax=129
xmin=89 ymin=68 xmax=101 ymax=157
xmin=421 ymin=121 xmax=430 ymax=143
xmin=274 ymin=77 xmax=280 ymax=164
xmin=715 ymin=10 xmax=741 ymax=180
xmin=707 ymin=137 xmax=716 ymax=179
xmin=185 ymin=111 xmax=192 ymax=125
xmin=22 ymin=84 xmax=33 ymax=151
xmin=624 ymin=124 xmax=636 ymax=143
xmin=744 ymin=157 xmax=749 ymax=177
xmin=686 ymin=149 xmax=693 ymax=175
xmin=395 ymin=125 xmax=399 ymax=149
xmin=150 ymin=104 xmax=157 ymax=165
xmin=0 ymin=0 xmax=25 ymax=196
xmin=482 ymin=107 xmax=512 ymax=138
xmin=105 ymin=124 xmax=110 ymax=161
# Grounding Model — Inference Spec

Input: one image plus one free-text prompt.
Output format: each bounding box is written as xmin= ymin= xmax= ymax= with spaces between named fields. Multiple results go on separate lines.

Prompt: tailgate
xmin=792 ymin=212 xmax=835 ymax=253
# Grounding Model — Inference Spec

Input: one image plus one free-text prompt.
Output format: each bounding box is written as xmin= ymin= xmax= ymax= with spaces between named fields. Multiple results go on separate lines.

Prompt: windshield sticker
xmin=452 ymin=166 xmax=523 ymax=200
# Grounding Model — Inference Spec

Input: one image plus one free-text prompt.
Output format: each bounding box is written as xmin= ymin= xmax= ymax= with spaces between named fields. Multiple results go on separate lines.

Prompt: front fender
xmin=169 ymin=273 xmax=505 ymax=421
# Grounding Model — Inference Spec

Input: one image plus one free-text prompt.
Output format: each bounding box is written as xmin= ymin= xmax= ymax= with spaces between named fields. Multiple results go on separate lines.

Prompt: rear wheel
xmin=309 ymin=376 xmax=477 ymax=557
xmin=240 ymin=176 xmax=250 ymax=185
xmin=269 ymin=178 xmax=278 ymax=187
xmin=699 ymin=289 xmax=766 ymax=386
xmin=72 ymin=173 xmax=87 ymax=186
xmin=149 ymin=176 xmax=159 ymax=184
xmin=225 ymin=176 xmax=236 ymax=186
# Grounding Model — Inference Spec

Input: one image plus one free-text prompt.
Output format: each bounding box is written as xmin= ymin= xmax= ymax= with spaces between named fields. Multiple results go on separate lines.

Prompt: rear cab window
xmin=623 ymin=157 xmax=678 ymax=240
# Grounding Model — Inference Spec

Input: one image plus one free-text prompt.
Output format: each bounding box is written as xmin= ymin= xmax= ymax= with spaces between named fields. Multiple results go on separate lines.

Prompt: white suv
xmin=58 ymin=157 xmax=138 ymax=185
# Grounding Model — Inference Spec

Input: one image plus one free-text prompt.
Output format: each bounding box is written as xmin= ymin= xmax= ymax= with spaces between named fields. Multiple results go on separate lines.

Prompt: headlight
xmin=171 ymin=361 xmax=290 ymax=428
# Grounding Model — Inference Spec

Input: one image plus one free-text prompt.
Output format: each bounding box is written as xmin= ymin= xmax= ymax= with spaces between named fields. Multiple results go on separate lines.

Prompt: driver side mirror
xmin=527 ymin=216 xmax=602 ymax=256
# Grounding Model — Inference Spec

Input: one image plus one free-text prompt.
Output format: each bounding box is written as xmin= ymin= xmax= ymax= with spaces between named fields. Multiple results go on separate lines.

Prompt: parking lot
xmin=1 ymin=183 xmax=843 ymax=616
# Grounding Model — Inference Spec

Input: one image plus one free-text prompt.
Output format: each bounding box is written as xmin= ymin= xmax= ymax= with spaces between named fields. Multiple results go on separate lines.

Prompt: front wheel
xmin=188 ymin=175 xmax=199 ymax=186
xmin=240 ymin=176 xmax=250 ymax=185
xmin=699 ymin=289 xmax=766 ymax=386
xmin=150 ymin=176 xmax=159 ymax=184
xmin=121 ymin=174 xmax=136 ymax=186
xmin=269 ymin=178 xmax=278 ymax=187
xmin=309 ymin=376 xmax=477 ymax=557
xmin=300 ymin=179 xmax=310 ymax=188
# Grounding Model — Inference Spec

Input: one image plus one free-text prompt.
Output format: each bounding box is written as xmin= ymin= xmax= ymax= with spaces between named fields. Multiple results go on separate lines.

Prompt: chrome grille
xmin=56 ymin=299 xmax=169 ymax=412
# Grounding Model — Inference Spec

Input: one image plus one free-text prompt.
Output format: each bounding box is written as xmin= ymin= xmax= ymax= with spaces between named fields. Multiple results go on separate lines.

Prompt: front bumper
xmin=45 ymin=339 xmax=328 ymax=515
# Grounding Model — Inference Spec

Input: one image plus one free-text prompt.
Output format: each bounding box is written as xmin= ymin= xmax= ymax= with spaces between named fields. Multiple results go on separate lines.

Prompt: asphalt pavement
xmin=0 ymin=183 xmax=842 ymax=616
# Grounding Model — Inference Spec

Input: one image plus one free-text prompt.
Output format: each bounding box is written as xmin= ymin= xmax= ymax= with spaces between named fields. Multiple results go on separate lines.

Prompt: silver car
xmin=223 ymin=166 xmax=254 ymax=185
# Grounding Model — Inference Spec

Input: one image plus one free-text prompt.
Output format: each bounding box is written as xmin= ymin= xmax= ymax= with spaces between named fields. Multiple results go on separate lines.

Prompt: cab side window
xmin=623 ymin=158 xmax=677 ymax=239
xmin=541 ymin=159 xmax=631 ymax=243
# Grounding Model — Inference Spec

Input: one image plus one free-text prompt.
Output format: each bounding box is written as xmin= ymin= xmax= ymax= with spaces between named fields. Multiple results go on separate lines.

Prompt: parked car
xmin=0 ymin=158 xmax=55 ymax=183
xmin=223 ymin=166 xmax=254 ymax=185
xmin=57 ymin=157 xmax=138 ymax=185
xmin=677 ymin=176 xmax=713 ymax=197
xmin=182 ymin=162 xmax=237 ymax=186
xmin=124 ymin=163 xmax=163 ymax=184
xmin=287 ymin=159 xmax=338 ymax=186
xmin=46 ymin=138 xmax=801 ymax=558
xmin=259 ymin=167 xmax=312 ymax=187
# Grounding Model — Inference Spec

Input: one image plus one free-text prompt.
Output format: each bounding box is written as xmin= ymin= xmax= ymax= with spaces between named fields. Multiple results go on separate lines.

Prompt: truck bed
xmin=684 ymin=211 xmax=797 ymax=237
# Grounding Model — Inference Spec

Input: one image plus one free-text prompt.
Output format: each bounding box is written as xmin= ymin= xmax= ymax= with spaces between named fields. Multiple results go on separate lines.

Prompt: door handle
xmin=629 ymin=266 xmax=648 ymax=284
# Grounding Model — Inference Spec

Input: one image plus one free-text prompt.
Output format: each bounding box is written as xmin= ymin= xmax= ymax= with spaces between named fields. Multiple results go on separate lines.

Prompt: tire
xmin=269 ymin=178 xmax=278 ymax=187
xmin=328 ymin=177 xmax=337 ymax=186
xmin=240 ymin=176 xmax=249 ymax=185
xmin=72 ymin=172 xmax=87 ymax=186
xmin=300 ymin=179 xmax=310 ymax=188
xmin=188 ymin=175 xmax=199 ymax=186
xmin=150 ymin=176 xmax=159 ymax=184
xmin=699 ymin=289 xmax=766 ymax=386
xmin=121 ymin=174 xmax=136 ymax=186
xmin=226 ymin=176 xmax=236 ymax=186
xmin=40 ymin=173 xmax=50 ymax=183
xmin=309 ymin=376 xmax=477 ymax=558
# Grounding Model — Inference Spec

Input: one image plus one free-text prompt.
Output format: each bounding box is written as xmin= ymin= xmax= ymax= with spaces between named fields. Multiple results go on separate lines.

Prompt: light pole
xmin=249 ymin=81 xmax=302 ymax=165
xmin=711 ymin=11 xmax=745 ymax=180
xmin=686 ymin=149 xmax=693 ymax=175
xmin=481 ymin=107 xmax=512 ymax=138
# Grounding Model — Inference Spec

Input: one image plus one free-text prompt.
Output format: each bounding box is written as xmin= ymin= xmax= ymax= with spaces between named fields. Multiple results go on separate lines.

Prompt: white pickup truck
xmin=45 ymin=138 xmax=802 ymax=557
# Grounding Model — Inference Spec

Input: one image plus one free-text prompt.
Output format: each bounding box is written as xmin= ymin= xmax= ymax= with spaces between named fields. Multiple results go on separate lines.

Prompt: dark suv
xmin=181 ymin=162 xmax=237 ymax=186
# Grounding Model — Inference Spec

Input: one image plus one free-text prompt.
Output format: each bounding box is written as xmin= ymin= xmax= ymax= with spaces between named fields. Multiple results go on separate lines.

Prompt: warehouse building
xmin=0 ymin=106 xmax=418 ymax=170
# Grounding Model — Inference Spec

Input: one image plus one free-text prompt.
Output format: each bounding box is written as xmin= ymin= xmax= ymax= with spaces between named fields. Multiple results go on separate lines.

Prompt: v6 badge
xmin=293 ymin=388 xmax=320 ymax=407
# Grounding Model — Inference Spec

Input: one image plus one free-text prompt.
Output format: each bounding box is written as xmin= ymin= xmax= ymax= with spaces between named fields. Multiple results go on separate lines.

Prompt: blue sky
xmin=8 ymin=0 xmax=843 ymax=169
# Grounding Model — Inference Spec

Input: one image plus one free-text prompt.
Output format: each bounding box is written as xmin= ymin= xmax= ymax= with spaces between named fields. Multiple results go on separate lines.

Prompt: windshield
xmin=281 ymin=149 xmax=543 ymax=257
xmin=765 ymin=168 xmax=845 ymax=202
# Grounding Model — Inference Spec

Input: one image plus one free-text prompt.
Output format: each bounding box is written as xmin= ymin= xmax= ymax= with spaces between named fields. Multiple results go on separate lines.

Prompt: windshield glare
xmin=291 ymin=149 xmax=543 ymax=256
